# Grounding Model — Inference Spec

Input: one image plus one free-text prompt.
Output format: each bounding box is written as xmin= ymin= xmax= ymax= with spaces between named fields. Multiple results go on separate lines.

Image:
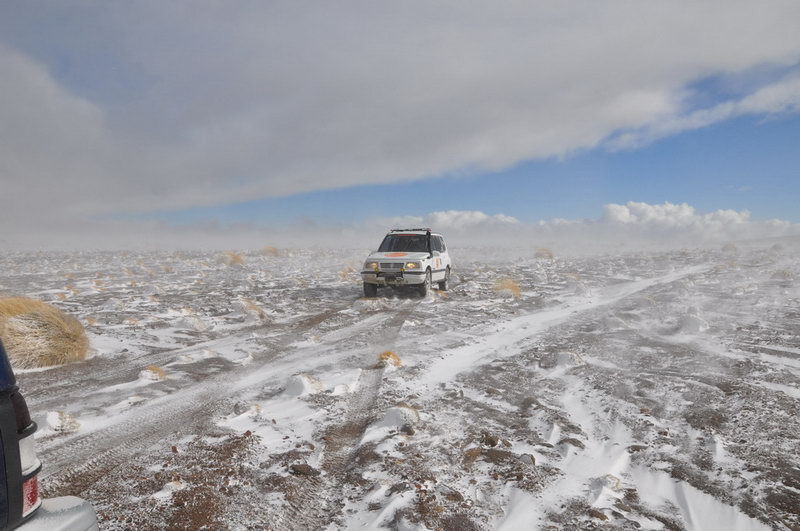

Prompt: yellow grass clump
xmin=378 ymin=350 xmax=403 ymax=367
xmin=394 ymin=401 xmax=421 ymax=422
xmin=260 ymin=246 xmax=282 ymax=257
xmin=0 ymin=297 xmax=88 ymax=369
xmin=771 ymin=269 xmax=794 ymax=281
xmin=141 ymin=365 xmax=167 ymax=381
xmin=223 ymin=251 xmax=245 ymax=266
xmin=722 ymin=243 xmax=738 ymax=254
xmin=338 ymin=266 xmax=356 ymax=282
xmin=534 ymin=247 xmax=554 ymax=259
xmin=48 ymin=411 xmax=80 ymax=433
xmin=494 ymin=278 xmax=521 ymax=298
xmin=241 ymin=297 xmax=269 ymax=322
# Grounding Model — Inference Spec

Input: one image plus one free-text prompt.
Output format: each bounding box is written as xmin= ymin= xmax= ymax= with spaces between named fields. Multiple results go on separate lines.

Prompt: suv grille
xmin=380 ymin=263 xmax=403 ymax=270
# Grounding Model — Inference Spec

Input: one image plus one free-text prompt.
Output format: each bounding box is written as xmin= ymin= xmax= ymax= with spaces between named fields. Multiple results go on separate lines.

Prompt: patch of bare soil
xmin=77 ymin=431 xmax=258 ymax=530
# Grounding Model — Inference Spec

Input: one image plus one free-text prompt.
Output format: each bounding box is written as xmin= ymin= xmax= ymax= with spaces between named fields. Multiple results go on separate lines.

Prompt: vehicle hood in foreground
xmin=366 ymin=252 xmax=430 ymax=261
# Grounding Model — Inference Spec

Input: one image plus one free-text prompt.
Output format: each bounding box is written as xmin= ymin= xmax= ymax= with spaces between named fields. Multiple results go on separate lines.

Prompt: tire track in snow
xmin=22 ymin=304 xmax=359 ymax=413
xmin=272 ymin=367 xmax=385 ymax=530
xmin=269 ymin=296 xmax=426 ymax=528
xmin=39 ymin=294 xmax=420 ymax=502
xmin=418 ymin=266 xmax=709 ymax=387
xmin=36 ymin=302 xmax=383 ymax=493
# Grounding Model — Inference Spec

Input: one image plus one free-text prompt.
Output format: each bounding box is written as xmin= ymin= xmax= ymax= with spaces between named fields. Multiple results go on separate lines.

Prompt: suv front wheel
xmin=438 ymin=267 xmax=450 ymax=291
xmin=363 ymin=283 xmax=378 ymax=298
xmin=418 ymin=269 xmax=431 ymax=297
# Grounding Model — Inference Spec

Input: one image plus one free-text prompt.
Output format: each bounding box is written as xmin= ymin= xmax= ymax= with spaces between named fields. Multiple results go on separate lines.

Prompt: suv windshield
xmin=378 ymin=234 xmax=428 ymax=252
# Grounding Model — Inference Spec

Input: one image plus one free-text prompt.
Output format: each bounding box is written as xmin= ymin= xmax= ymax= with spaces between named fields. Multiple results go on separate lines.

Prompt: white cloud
xmin=609 ymin=74 xmax=800 ymax=149
xmin=376 ymin=203 xmax=799 ymax=252
xmin=2 ymin=203 xmax=797 ymax=252
xmin=381 ymin=211 xmax=519 ymax=231
xmin=1 ymin=1 xmax=800 ymax=235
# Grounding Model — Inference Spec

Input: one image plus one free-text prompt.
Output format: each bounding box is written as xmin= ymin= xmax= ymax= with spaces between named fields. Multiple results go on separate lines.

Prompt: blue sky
xmin=158 ymin=112 xmax=800 ymax=226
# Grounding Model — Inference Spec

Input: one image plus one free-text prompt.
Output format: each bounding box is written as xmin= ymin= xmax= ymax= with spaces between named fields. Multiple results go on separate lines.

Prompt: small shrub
xmin=0 ymin=297 xmax=88 ymax=369
xmin=223 ymin=251 xmax=245 ymax=266
xmin=260 ymin=246 xmax=281 ymax=257
xmin=241 ymin=298 xmax=268 ymax=322
xmin=534 ymin=247 xmax=554 ymax=259
xmin=771 ymin=269 xmax=794 ymax=281
xmin=379 ymin=350 xmax=402 ymax=367
xmin=338 ymin=266 xmax=356 ymax=282
xmin=494 ymin=279 xmax=521 ymax=298
xmin=141 ymin=365 xmax=167 ymax=381
xmin=47 ymin=411 xmax=80 ymax=433
xmin=722 ymin=243 xmax=738 ymax=254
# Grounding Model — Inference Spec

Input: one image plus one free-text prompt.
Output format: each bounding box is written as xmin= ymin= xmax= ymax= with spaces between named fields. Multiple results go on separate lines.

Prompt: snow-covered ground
xmin=2 ymin=244 xmax=798 ymax=530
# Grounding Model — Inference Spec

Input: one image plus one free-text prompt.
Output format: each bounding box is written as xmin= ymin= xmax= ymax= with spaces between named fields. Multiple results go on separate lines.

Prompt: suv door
xmin=436 ymin=236 xmax=450 ymax=270
xmin=430 ymin=236 xmax=450 ymax=280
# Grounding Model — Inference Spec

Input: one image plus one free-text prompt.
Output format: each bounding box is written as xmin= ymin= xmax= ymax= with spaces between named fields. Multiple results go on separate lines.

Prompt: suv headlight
xmin=405 ymin=262 xmax=420 ymax=269
xmin=364 ymin=261 xmax=379 ymax=270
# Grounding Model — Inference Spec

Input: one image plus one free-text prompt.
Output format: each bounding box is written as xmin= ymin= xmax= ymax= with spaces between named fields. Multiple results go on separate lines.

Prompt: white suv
xmin=361 ymin=229 xmax=452 ymax=297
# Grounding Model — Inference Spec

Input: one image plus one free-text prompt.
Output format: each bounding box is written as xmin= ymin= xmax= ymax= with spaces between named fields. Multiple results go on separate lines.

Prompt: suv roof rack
xmin=390 ymin=228 xmax=431 ymax=232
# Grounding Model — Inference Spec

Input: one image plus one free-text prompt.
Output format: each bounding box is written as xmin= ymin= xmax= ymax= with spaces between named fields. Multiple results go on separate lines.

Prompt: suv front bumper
xmin=361 ymin=270 xmax=426 ymax=286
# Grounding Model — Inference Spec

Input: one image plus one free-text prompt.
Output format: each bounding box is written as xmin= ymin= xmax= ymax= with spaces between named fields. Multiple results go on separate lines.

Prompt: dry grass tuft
xmin=48 ymin=411 xmax=80 ymax=433
xmin=378 ymin=350 xmax=403 ymax=367
xmin=241 ymin=298 xmax=268 ymax=322
xmin=141 ymin=365 xmax=167 ymax=381
xmin=771 ymin=269 xmax=794 ymax=281
xmin=722 ymin=243 xmax=738 ymax=254
xmin=84 ymin=317 xmax=98 ymax=326
xmin=0 ymin=297 xmax=88 ymax=369
xmin=534 ymin=247 xmax=554 ymax=259
xmin=223 ymin=251 xmax=245 ymax=266
xmin=338 ymin=266 xmax=356 ymax=282
xmin=494 ymin=278 xmax=521 ymax=298
xmin=260 ymin=246 xmax=282 ymax=257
